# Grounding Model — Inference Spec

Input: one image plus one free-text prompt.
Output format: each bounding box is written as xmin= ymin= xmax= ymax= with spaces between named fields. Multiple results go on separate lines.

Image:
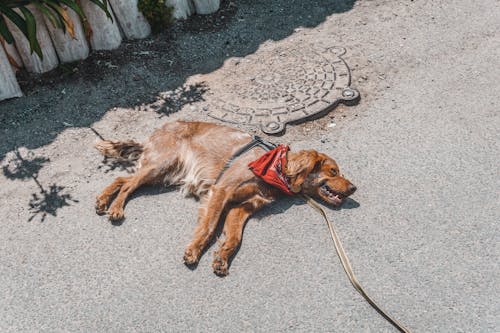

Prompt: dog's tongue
xmin=331 ymin=194 xmax=343 ymax=205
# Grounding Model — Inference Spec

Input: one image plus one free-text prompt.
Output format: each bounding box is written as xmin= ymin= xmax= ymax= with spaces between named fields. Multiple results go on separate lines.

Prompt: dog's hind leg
xmin=183 ymin=187 xmax=228 ymax=265
xmin=96 ymin=176 xmax=132 ymax=215
xmin=106 ymin=167 xmax=158 ymax=221
xmin=212 ymin=206 xmax=252 ymax=276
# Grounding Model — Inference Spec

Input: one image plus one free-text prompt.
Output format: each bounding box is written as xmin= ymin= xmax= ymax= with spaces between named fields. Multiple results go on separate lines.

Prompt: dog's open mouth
xmin=320 ymin=184 xmax=346 ymax=206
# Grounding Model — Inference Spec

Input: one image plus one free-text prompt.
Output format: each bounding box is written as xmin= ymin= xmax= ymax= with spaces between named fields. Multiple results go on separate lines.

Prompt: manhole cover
xmin=199 ymin=45 xmax=359 ymax=134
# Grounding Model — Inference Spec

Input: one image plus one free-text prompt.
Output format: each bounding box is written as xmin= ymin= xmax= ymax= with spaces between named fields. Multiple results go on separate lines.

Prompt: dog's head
xmin=286 ymin=150 xmax=356 ymax=207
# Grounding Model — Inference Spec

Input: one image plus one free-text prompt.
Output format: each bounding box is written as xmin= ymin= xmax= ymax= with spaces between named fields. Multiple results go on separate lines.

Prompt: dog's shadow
xmin=207 ymin=196 xmax=360 ymax=276
xmin=108 ymin=185 xmax=359 ymax=273
xmin=256 ymin=196 xmax=360 ymax=217
xmin=109 ymin=185 xmax=177 ymax=226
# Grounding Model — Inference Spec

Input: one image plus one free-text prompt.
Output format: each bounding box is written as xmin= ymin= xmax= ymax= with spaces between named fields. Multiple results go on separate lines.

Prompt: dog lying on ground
xmin=95 ymin=121 xmax=356 ymax=276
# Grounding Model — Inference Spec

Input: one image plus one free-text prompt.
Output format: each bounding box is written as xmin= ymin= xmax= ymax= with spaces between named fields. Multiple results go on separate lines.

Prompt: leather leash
xmin=302 ymin=194 xmax=412 ymax=333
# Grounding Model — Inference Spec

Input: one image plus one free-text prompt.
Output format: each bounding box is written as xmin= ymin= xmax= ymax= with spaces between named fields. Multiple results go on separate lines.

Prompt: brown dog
xmin=95 ymin=121 xmax=356 ymax=276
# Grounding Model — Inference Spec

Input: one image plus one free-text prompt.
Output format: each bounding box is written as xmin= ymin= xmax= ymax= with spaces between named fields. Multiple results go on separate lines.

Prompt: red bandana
xmin=248 ymin=144 xmax=294 ymax=195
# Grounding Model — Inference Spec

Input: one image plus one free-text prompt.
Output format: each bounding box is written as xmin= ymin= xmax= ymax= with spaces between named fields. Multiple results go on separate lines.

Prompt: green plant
xmin=0 ymin=0 xmax=111 ymax=58
xmin=138 ymin=0 xmax=173 ymax=33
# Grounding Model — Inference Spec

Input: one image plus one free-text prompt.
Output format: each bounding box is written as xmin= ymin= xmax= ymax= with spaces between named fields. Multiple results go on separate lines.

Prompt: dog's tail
xmin=95 ymin=140 xmax=144 ymax=162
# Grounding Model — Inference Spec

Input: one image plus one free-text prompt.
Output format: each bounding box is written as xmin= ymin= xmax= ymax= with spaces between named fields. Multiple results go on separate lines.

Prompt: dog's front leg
xmin=184 ymin=187 xmax=228 ymax=265
xmin=212 ymin=206 xmax=252 ymax=276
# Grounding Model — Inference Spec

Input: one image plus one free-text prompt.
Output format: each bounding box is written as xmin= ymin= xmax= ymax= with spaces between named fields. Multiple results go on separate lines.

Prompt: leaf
xmin=88 ymin=0 xmax=112 ymax=20
xmin=63 ymin=8 xmax=75 ymax=38
xmin=33 ymin=3 xmax=62 ymax=30
xmin=43 ymin=1 xmax=68 ymax=33
xmin=58 ymin=5 xmax=76 ymax=38
xmin=0 ymin=36 xmax=22 ymax=69
xmin=0 ymin=15 xmax=15 ymax=44
xmin=0 ymin=3 xmax=29 ymax=36
xmin=18 ymin=6 xmax=43 ymax=58
xmin=56 ymin=0 xmax=85 ymax=18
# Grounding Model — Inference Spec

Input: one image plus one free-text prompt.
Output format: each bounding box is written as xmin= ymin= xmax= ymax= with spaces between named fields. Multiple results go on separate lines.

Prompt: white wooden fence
xmin=0 ymin=0 xmax=219 ymax=102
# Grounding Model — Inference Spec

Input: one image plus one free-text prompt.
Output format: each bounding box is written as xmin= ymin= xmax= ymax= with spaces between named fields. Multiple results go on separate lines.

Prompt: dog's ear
xmin=286 ymin=151 xmax=323 ymax=193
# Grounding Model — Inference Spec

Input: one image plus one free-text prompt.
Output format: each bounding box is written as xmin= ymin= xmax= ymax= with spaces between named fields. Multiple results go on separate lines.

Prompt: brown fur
xmin=95 ymin=121 xmax=356 ymax=276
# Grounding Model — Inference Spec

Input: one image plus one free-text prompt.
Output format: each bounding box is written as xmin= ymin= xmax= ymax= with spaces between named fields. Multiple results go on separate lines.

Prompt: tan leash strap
xmin=302 ymin=194 xmax=412 ymax=333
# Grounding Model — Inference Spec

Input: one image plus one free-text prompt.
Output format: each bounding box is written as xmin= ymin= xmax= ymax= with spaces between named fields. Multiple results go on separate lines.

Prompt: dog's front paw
xmin=107 ymin=207 xmax=124 ymax=221
xmin=183 ymin=248 xmax=200 ymax=266
xmin=212 ymin=255 xmax=228 ymax=276
xmin=95 ymin=197 xmax=108 ymax=215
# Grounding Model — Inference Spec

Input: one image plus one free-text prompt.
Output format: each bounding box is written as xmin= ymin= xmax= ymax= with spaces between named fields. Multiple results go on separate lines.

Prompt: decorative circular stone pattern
xmin=201 ymin=45 xmax=359 ymax=134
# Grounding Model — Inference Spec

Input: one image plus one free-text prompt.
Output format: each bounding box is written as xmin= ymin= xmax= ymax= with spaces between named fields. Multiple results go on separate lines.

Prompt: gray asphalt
xmin=1 ymin=0 xmax=499 ymax=332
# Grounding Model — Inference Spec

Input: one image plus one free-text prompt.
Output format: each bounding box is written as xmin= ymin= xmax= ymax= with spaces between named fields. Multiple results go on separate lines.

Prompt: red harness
xmin=215 ymin=136 xmax=293 ymax=195
xmin=248 ymin=144 xmax=294 ymax=195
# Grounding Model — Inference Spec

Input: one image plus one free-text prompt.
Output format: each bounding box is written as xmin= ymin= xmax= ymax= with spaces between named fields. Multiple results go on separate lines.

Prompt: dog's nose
xmin=347 ymin=184 xmax=357 ymax=195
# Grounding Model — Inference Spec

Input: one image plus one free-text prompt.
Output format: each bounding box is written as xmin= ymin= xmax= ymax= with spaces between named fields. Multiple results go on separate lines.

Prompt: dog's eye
xmin=331 ymin=169 xmax=338 ymax=176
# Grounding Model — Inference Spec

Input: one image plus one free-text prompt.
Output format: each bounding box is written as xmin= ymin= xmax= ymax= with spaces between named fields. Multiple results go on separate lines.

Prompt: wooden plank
xmin=192 ymin=0 xmax=220 ymax=14
xmin=0 ymin=43 xmax=23 ymax=101
xmin=80 ymin=0 xmax=122 ymax=50
xmin=108 ymin=0 xmax=151 ymax=39
xmin=166 ymin=0 xmax=194 ymax=19
xmin=4 ymin=6 xmax=59 ymax=73
xmin=1 ymin=39 xmax=23 ymax=72
xmin=43 ymin=8 xmax=89 ymax=63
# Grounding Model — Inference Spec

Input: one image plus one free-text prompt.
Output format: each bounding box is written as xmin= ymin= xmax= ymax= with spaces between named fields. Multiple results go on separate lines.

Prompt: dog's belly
xmin=161 ymin=149 xmax=218 ymax=198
